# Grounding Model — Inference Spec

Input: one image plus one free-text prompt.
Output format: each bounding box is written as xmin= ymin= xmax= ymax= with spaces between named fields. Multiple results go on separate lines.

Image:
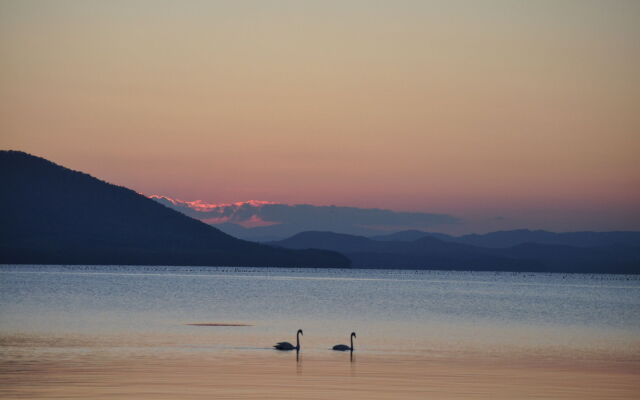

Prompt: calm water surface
xmin=1 ymin=265 xmax=639 ymax=359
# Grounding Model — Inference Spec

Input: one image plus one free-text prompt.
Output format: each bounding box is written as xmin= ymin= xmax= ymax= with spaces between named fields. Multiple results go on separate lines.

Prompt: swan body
xmin=274 ymin=342 xmax=296 ymax=350
xmin=274 ymin=329 xmax=303 ymax=351
xmin=332 ymin=332 xmax=356 ymax=351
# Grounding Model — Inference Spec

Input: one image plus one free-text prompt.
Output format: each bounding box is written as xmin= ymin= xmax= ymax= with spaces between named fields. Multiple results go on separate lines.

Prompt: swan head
xmin=351 ymin=332 xmax=356 ymax=338
xmin=297 ymin=329 xmax=303 ymax=336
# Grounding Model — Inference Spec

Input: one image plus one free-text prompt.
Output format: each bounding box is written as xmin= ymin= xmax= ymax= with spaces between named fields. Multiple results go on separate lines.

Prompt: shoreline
xmin=2 ymin=263 xmax=640 ymax=276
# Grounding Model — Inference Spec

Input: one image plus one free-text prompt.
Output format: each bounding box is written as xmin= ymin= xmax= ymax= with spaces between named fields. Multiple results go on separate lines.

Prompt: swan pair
xmin=273 ymin=329 xmax=356 ymax=352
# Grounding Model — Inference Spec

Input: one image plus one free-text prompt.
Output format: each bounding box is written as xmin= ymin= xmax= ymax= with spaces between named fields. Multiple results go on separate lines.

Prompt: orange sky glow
xmin=1 ymin=0 xmax=639 ymax=233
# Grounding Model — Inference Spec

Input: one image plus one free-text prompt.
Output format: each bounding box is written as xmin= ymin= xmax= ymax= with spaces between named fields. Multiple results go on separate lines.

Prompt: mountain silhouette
xmin=371 ymin=230 xmax=452 ymax=242
xmin=371 ymin=229 xmax=640 ymax=248
xmin=269 ymin=231 xmax=527 ymax=271
xmin=449 ymin=229 xmax=640 ymax=248
xmin=270 ymin=231 xmax=639 ymax=273
xmin=0 ymin=151 xmax=350 ymax=268
xmin=149 ymin=196 xmax=460 ymax=241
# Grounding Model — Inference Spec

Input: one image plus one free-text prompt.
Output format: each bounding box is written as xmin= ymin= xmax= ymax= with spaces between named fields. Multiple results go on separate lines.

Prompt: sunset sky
xmin=1 ymin=0 xmax=639 ymax=234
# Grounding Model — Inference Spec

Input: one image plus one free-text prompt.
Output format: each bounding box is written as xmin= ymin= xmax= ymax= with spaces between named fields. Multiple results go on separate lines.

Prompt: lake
xmin=1 ymin=264 xmax=639 ymax=399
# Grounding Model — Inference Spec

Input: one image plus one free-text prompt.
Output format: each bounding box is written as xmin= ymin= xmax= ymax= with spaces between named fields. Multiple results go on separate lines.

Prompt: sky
xmin=1 ymin=0 xmax=639 ymax=234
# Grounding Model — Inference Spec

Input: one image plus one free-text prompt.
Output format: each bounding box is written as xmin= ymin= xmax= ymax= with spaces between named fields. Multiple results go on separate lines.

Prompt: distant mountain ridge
xmin=0 ymin=151 xmax=350 ymax=268
xmin=371 ymin=230 xmax=453 ymax=242
xmin=149 ymin=195 xmax=460 ymax=241
xmin=4 ymin=150 xmax=637 ymax=273
xmin=371 ymin=229 xmax=640 ymax=248
xmin=270 ymin=231 xmax=640 ymax=274
xmin=151 ymin=195 xmax=640 ymax=247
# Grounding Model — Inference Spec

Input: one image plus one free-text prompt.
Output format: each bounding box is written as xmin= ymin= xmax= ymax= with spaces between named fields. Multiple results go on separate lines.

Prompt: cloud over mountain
xmin=149 ymin=195 xmax=460 ymax=240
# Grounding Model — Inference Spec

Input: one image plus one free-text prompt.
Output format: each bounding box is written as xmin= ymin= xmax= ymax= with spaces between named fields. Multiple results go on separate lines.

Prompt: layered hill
xmin=371 ymin=229 xmax=640 ymax=248
xmin=0 ymin=151 xmax=350 ymax=268
xmin=270 ymin=231 xmax=640 ymax=273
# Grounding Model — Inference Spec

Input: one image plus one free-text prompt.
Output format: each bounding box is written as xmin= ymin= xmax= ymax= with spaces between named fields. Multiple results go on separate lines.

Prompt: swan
xmin=332 ymin=332 xmax=356 ymax=351
xmin=274 ymin=329 xmax=303 ymax=351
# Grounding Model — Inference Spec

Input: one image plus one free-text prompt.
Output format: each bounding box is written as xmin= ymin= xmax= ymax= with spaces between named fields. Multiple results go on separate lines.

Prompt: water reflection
xmin=296 ymin=350 xmax=302 ymax=375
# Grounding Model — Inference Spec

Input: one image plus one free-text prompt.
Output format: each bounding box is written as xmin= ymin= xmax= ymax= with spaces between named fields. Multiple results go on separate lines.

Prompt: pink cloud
xmin=148 ymin=194 xmax=280 ymax=226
